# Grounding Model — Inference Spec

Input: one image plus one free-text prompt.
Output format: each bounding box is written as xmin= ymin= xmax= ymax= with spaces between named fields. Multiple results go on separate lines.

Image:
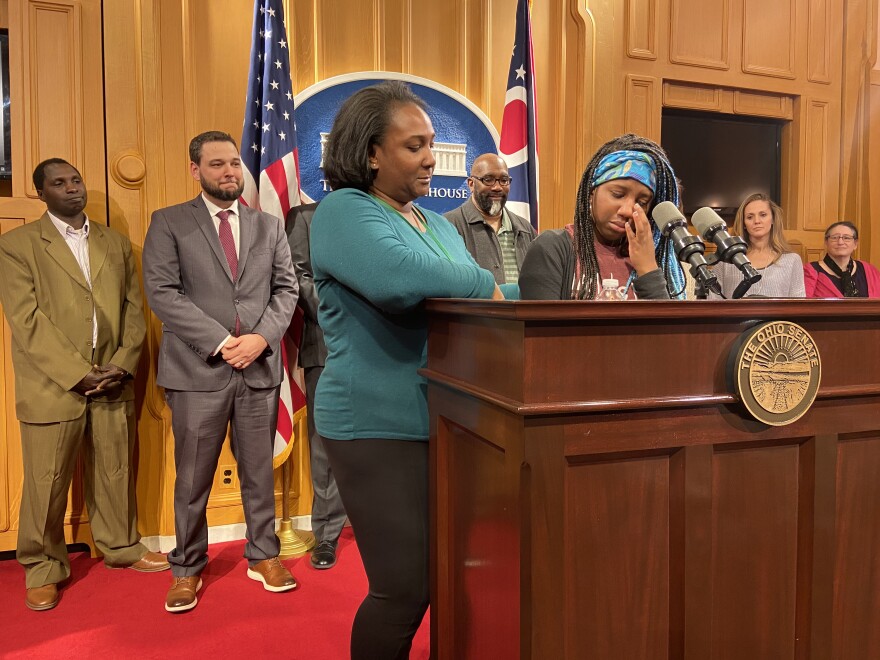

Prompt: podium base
xmin=277 ymin=519 xmax=315 ymax=559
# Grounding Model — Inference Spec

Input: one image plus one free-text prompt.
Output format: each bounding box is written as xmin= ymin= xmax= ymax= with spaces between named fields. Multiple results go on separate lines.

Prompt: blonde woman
xmin=711 ymin=193 xmax=805 ymax=298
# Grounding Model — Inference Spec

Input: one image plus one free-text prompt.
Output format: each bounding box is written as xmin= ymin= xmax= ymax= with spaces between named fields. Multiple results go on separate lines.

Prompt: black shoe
xmin=310 ymin=540 xmax=337 ymax=570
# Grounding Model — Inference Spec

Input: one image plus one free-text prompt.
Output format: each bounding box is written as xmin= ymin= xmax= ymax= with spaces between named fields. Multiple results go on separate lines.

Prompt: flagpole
xmin=242 ymin=0 xmax=312 ymax=559
xmin=277 ymin=451 xmax=315 ymax=558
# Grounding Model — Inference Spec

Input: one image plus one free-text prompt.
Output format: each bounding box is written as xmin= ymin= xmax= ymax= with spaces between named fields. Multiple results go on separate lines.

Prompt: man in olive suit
xmin=0 ymin=158 xmax=168 ymax=612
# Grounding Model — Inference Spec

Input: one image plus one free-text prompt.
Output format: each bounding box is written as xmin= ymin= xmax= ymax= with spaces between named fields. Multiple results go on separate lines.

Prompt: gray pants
xmin=165 ymin=371 xmax=281 ymax=576
xmin=305 ymin=366 xmax=346 ymax=544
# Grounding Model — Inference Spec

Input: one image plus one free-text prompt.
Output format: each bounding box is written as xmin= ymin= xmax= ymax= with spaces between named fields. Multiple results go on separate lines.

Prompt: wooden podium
xmin=424 ymin=299 xmax=880 ymax=660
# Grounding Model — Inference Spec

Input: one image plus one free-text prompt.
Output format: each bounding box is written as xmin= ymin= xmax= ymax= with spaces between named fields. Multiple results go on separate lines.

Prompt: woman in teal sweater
xmin=310 ymin=81 xmax=500 ymax=659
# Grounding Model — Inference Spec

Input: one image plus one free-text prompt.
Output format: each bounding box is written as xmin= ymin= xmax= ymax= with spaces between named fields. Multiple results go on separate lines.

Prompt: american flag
xmin=240 ymin=0 xmax=307 ymax=469
xmin=499 ymin=0 xmax=539 ymax=229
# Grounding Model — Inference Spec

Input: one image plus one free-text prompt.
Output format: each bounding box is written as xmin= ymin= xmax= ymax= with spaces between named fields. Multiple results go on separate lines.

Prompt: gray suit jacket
xmin=143 ymin=196 xmax=298 ymax=391
xmin=286 ymin=203 xmax=327 ymax=369
xmin=443 ymin=200 xmax=537 ymax=284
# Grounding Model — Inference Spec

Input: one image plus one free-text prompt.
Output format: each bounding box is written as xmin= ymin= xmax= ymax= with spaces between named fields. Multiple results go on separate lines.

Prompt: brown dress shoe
xmin=26 ymin=583 xmax=59 ymax=611
xmin=107 ymin=550 xmax=170 ymax=572
xmin=247 ymin=557 xmax=297 ymax=592
xmin=165 ymin=576 xmax=202 ymax=613
xmin=127 ymin=551 xmax=171 ymax=572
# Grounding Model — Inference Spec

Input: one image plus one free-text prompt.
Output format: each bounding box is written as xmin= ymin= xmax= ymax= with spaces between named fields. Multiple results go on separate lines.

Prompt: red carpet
xmin=0 ymin=529 xmax=429 ymax=659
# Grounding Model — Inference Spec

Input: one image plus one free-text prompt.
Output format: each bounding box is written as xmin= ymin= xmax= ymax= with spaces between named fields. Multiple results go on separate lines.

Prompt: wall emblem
xmin=731 ymin=321 xmax=821 ymax=426
xmin=294 ymin=71 xmax=499 ymax=214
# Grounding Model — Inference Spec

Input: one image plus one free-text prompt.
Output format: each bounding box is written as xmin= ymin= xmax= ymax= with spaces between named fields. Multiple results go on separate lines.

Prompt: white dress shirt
xmin=49 ymin=212 xmax=98 ymax=346
xmin=202 ymin=194 xmax=241 ymax=257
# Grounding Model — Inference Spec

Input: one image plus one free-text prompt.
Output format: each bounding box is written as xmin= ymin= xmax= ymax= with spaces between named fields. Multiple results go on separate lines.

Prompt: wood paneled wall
xmin=0 ymin=0 xmax=878 ymax=547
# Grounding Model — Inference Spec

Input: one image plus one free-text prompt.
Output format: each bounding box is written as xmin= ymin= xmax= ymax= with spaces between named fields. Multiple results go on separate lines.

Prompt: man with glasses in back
xmin=444 ymin=154 xmax=536 ymax=285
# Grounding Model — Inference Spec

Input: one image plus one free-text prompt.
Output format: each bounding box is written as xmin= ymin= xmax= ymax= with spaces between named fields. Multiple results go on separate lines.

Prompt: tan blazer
xmin=0 ymin=213 xmax=145 ymax=423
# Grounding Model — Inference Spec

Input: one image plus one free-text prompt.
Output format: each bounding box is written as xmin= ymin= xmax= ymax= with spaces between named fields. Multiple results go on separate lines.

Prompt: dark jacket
xmin=443 ymin=200 xmax=536 ymax=284
xmin=286 ymin=202 xmax=327 ymax=369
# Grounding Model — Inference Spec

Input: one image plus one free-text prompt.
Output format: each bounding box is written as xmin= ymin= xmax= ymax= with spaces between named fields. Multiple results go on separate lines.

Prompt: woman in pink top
xmin=804 ymin=221 xmax=880 ymax=298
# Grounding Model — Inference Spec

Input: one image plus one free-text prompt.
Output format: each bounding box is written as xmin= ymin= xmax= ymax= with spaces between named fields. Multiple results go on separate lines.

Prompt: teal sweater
xmin=310 ymin=189 xmax=496 ymax=441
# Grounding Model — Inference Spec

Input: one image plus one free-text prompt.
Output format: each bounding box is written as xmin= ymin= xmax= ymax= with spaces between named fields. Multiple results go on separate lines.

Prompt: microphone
xmin=691 ymin=207 xmax=762 ymax=299
xmin=651 ymin=201 xmax=719 ymax=297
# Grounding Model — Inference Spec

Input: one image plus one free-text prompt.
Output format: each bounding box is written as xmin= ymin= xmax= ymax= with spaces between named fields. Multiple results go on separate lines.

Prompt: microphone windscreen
xmin=691 ymin=207 xmax=726 ymax=238
xmin=651 ymin=201 xmax=685 ymax=233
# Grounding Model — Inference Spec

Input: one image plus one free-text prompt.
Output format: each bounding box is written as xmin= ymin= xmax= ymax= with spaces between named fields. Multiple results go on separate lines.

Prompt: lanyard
xmin=376 ymin=198 xmax=453 ymax=262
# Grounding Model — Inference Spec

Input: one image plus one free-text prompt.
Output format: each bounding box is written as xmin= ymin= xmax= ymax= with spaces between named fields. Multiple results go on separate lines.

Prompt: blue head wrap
xmin=591 ymin=150 xmax=657 ymax=193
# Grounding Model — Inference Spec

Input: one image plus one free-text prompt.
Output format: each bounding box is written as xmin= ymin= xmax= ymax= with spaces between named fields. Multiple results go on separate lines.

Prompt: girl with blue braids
xmin=519 ymin=134 xmax=688 ymax=300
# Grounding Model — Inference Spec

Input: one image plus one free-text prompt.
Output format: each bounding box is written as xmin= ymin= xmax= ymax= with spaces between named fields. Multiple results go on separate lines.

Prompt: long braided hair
xmin=571 ymin=134 xmax=686 ymax=300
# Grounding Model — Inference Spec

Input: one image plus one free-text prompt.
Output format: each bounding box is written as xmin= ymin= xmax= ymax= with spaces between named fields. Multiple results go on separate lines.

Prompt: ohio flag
xmin=500 ymin=0 xmax=539 ymax=229
xmin=240 ymin=0 xmax=307 ymax=469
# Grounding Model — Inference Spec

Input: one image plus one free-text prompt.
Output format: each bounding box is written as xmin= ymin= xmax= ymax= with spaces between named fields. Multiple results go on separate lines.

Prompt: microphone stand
xmin=702 ymin=252 xmax=761 ymax=299
xmin=731 ymin=264 xmax=762 ymax=299
xmin=672 ymin=232 xmax=721 ymax=299
xmin=701 ymin=229 xmax=762 ymax=299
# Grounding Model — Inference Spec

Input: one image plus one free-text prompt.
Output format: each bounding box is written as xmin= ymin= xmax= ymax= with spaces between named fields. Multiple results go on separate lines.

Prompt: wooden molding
xmin=624 ymin=75 xmax=659 ymax=141
xmin=110 ymin=152 xmax=146 ymax=189
xmin=803 ymin=99 xmax=830 ymax=231
xmin=663 ymin=81 xmax=723 ymax=111
xmin=807 ymin=0 xmax=832 ymax=84
xmin=26 ymin=1 xmax=83 ymax=198
xmin=625 ymin=0 xmax=657 ymax=61
xmin=742 ymin=0 xmax=797 ymax=79
xmin=733 ymin=90 xmax=794 ymax=119
xmin=806 ymin=248 xmax=824 ymax=263
xmin=669 ymin=0 xmax=730 ymax=70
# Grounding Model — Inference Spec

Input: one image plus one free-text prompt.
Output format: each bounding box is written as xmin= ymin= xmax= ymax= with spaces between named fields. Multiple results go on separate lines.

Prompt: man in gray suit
xmin=286 ymin=202 xmax=346 ymax=570
xmin=143 ymin=131 xmax=299 ymax=613
xmin=444 ymin=153 xmax=536 ymax=284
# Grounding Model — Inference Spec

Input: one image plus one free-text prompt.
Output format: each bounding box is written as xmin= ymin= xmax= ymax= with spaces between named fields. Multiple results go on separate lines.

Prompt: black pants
xmin=323 ymin=438 xmax=429 ymax=660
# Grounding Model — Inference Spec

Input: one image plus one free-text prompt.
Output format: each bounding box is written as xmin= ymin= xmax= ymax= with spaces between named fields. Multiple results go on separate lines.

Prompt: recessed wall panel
xmin=710 ymin=443 xmax=800 ymax=659
xmin=669 ymin=0 xmax=729 ymax=69
xmin=742 ymin=0 xmax=796 ymax=79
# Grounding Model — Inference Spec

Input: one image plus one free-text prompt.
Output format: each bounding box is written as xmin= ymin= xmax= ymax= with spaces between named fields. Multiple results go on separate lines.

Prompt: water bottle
xmin=598 ymin=276 xmax=627 ymax=301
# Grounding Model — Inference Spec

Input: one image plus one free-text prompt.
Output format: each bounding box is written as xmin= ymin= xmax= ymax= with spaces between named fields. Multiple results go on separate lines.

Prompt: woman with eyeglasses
xmin=519 ymin=133 xmax=688 ymax=300
xmin=710 ymin=193 xmax=805 ymax=298
xmin=804 ymin=221 xmax=880 ymax=297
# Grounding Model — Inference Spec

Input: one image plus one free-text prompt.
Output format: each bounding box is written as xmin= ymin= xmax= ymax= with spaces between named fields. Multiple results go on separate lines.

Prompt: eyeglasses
xmin=470 ymin=175 xmax=512 ymax=186
xmin=825 ymin=234 xmax=856 ymax=243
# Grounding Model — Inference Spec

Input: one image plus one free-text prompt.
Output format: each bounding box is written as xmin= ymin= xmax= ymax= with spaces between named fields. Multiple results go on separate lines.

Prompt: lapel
xmin=190 ymin=196 xmax=235 ymax=282
xmin=237 ymin=204 xmax=253 ymax=279
xmin=88 ymin=222 xmax=109 ymax=281
xmin=39 ymin=213 xmax=91 ymax=291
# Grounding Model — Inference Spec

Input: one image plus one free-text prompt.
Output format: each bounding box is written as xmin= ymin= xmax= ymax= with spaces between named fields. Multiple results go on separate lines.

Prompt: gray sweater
xmin=710 ymin=252 xmax=806 ymax=299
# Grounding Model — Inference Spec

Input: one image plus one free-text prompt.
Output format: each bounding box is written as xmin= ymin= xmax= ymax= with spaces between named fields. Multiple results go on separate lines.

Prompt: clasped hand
xmin=73 ymin=364 xmax=128 ymax=397
xmin=221 ymin=333 xmax=268 ymax=370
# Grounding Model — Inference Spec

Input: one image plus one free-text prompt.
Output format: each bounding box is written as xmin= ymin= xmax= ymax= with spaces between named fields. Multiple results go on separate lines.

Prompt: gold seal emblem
xmin=732 ymin=321 xmax=821 ymax=426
